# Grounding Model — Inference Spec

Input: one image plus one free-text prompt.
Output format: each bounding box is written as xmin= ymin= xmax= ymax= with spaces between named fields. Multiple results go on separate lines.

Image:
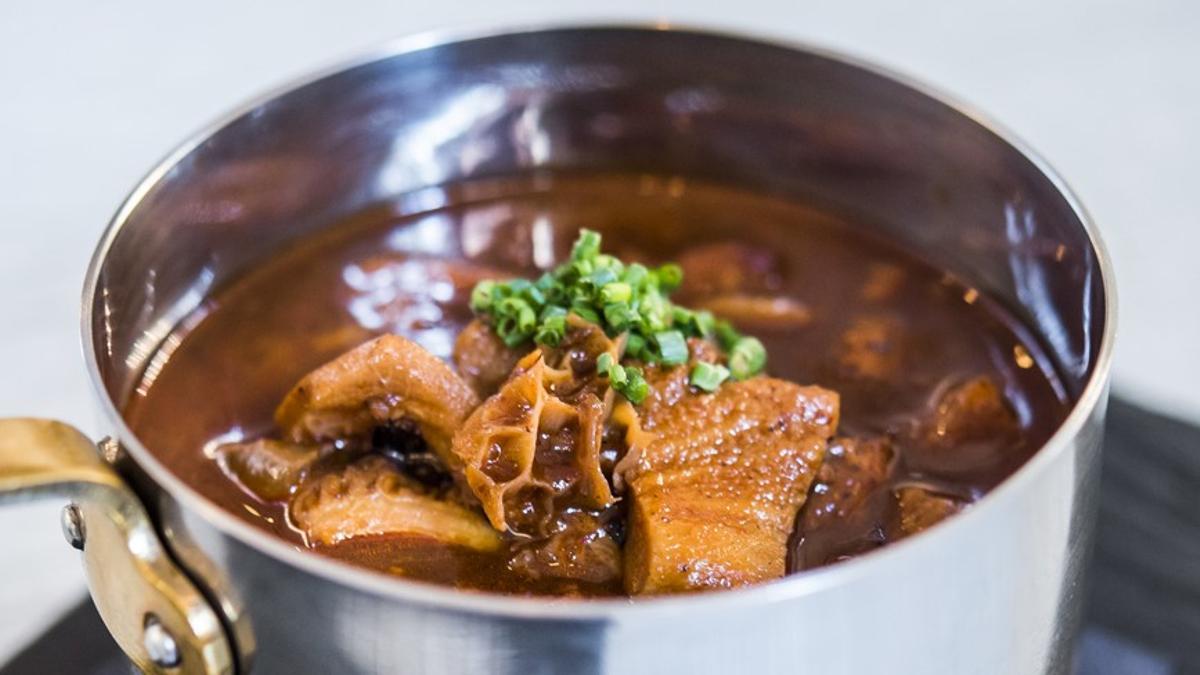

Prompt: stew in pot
xmin=125 ymin=173 xmax=1070 ymax=597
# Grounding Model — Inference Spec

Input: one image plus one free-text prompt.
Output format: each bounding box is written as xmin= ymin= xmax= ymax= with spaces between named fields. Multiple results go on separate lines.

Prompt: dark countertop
xmin=3 ymin=397 xmax=1196 ymax=674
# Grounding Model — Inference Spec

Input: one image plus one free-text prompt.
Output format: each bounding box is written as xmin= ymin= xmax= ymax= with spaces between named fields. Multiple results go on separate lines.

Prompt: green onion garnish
xmin=467 ymin=228 xmax=768 ymax=401
xmin=535 ymin=314 xmax=567 ymax=346
xmin=729 ymin=336 xmax=767 ymax=380
xmin=571 ymin=229 xmax=602 ymax=261
xmin=470 ymin=280 xmax=495 ymax=313
xmin=621 ymin=366 xmax=649 ymax=404
xmin=599 ymin=282 xmax=632 ymax=305
xmin=690 ymin=362 xmax=731 ymax=392
xmin=654 ymin=330 xmax=688 ymax=366
xmin=655 ymin=263 xmax=684 ymax=292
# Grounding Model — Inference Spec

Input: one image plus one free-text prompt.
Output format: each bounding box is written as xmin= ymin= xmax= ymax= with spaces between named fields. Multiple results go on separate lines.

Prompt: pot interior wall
xmin=89 ymin=27 xmax=1106 ymax=415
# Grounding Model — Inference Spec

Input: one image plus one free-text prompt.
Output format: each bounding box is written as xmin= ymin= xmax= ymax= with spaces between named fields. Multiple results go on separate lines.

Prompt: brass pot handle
xmin=0 ymin=418 xmax=235 ymax=674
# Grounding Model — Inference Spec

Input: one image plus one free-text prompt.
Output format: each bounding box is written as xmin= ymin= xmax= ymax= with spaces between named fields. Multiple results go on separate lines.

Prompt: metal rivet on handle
xmin=143 ymin=614 xmax=181 ymax=668
xmin=60 ymin=503 xmax=85 ymax=550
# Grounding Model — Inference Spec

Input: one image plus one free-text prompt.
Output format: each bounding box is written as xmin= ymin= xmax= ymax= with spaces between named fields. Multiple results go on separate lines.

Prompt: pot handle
xmin=0 ymin=418 xmax=235 ymax=674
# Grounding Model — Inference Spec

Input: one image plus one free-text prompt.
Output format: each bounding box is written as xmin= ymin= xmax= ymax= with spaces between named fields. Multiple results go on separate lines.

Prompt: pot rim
xmin=80 ymin=20 xmax=1117 ymax=622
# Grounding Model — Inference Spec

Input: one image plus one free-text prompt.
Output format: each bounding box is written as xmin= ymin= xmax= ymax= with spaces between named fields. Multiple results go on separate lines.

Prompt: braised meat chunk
xmin=290 ymin=455 xmax=501 ymax=551
xmin=833 ymin=314 xmax=907 ymax=382
xmin=452 ymin=319 xmax=526 ymax=398
xmin=216 ymin=439 xmax=320 ymax=502
xmin=895 ymin=486 xmax=966 ymax=536
xmin=275 ymin=334 xmax=479 ymax=470
xmin=507 ymin=510 xmax=623 ymax=587
xmin=677 ymin=241 xmax=783 ymax=298
xmin=623 ymin=375 xmax=839 ymax=594
xmin=793 ymin=436 xmax=896 ymax=568
xmin=925 ymin=375 xmax=1019 ymax=449
xmin=908 ymin=375 xmax=1022 ymax=477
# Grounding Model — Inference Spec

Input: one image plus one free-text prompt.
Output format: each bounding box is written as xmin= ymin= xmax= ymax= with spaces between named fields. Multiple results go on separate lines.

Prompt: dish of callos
xmin=126 ymin=174 xmax=1069 ymax=597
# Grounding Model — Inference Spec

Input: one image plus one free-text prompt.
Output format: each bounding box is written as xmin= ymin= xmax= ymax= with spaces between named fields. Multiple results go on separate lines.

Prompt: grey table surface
xmin=1 ymin=0 xmax=1197 ymax=666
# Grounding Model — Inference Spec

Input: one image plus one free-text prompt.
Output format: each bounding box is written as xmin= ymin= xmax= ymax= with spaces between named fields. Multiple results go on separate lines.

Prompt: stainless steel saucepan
xmin=0 ymin=25 xmax=1115 ymax=674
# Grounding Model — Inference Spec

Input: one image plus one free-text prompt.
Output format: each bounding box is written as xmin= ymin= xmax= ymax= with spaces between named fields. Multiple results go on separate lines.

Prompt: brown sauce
xmin=124 ymin=173 xmax=1071 ymax=596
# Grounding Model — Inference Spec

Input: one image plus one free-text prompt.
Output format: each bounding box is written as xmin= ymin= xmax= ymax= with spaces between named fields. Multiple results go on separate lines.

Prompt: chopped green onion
xmin=524 ymin=285 xmax=546 ymax=305
xmin=568 ymin=259 xmax=594 ymax=280
xmin=571 ymin=229 xmax=602 ymax=261
xmin=497 ymin=297 xmax=536 ymax=333
xmin=535 ymin=314 xmax=567 ymax=346
xmin=593 ymin=254 xmax=623 ymax=273
xmin=608 ymin=363 xmax=629 ymax=387
xmin=599 ymin=282 xmax=632 ymax=305
xmin=638 ymin=294 xmax=669 ymax=332
xmin=588 ymin=268 xmax=619 ymax=288
xmin=654 ymin=330 xmax=688 ymax=365
xmin=596 ymin=352 xmax=615 ymax=373
xmin=570 ymin=302 xmax=601 ymax=325
xmin=619 ymin=366 xmax=649 ymax=404
xmin=498 ymin=323 xmax=533 ymax=348
xmin=625 ymin=333 xmax=647 ymax=360
xmin=655 ymin=263 xmax=684 ymax=292
xmin=671 ymin=307 xmax=714 ymax=338
xmin=604 ymin=303 xmax=637 ymax=333
xmin=623 ymin=263 xmax=649 ymax=288
xmin=466 ymin=227 xmax=768 ymax=400
xmin=714 ymin=319 xmax=741 ymax=351
xmin=507 ymin=278 xmax=532 ymax=293
xmin=690 ymin=362 xmax=731 ymax=392
xmin=729 ymin=336 xmax=767 ymax=380
xmin=469 ymin=280 xmax=495 ymax=312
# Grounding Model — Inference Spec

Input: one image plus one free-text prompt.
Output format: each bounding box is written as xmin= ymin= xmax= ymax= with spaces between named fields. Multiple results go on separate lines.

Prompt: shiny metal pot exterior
xmin=3 ymin=25 xmax=1115 ymax=674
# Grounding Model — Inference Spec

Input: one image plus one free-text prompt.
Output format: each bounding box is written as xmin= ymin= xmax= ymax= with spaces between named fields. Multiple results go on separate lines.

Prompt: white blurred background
xmin=0 ymin=0 xmax=1196 ymax=664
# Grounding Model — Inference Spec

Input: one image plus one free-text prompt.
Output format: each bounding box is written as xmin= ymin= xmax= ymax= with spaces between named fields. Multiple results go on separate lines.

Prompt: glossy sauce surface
xmin=125 ymin=174 xmax=1071 ymax=595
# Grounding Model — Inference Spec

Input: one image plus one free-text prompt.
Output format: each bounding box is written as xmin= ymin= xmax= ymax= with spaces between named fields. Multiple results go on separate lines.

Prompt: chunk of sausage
xmin=275 ymin=334 xmax=480 ymax=472
xmin=623 ymin=374 xmax=838 ymax=594
xmin=289 ymin=456 xmax=501 ymax=551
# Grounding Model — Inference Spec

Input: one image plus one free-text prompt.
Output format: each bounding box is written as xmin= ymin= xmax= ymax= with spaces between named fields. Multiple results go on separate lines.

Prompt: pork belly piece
xmin=215 ymin=439 xmax=320 ymax=502
xmin=623 ymin=369 xmax=839 ymax=595
xmin=895 ymin=486 xmax=966 ymax=536
xmin=289 ymin=455 xmax=501 ymax=551
xmin=452 ymin=318 xmax=527 ymax=398
xmin=274 ymin=334 xmax=480 ymax=471
xmin=793 ymin=436 xmax=896 ymax=568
